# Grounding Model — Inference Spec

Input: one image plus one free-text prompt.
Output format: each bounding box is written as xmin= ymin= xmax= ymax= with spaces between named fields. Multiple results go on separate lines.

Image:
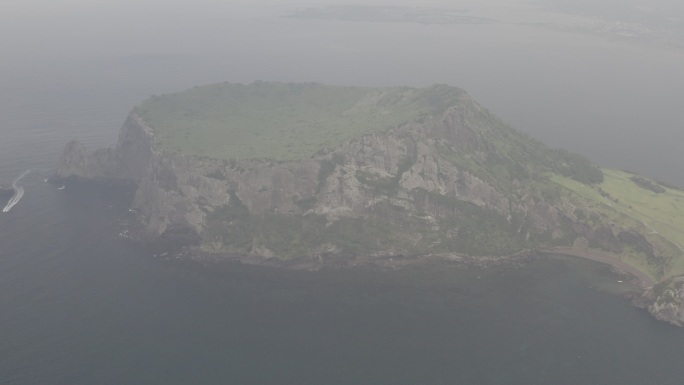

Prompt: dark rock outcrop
xmin=54 ymin=114 xmax=153 ymax=183
xmin=642 ymin=276 xmax=684 ymax=327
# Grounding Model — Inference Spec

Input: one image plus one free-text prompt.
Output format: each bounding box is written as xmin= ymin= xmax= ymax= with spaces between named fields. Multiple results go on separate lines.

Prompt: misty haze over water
xmin=2 ymin=1 xmax=684 ymax=383
xmin=3 ymin=1 xmax=684 ymax=185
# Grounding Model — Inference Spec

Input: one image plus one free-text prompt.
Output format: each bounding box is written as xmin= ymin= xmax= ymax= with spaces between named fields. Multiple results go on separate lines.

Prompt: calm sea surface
xmin=2 ymin=13 xmax=684 ymax=384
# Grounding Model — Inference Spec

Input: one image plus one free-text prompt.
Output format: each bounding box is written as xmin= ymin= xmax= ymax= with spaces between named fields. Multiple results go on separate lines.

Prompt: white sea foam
xmin=2 ymin=170 xmax=30 ymax=213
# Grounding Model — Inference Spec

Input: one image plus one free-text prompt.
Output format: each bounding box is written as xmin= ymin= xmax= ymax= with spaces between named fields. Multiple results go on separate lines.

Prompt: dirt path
xmin=539 ymin=247 xmax=655 ymax=289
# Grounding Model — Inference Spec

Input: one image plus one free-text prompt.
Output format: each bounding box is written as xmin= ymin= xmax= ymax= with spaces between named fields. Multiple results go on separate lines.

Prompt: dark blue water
xmin=2 ymin=175 xmax=683 ymax=384
xmin=3 ymin=11 xmax=684 ymax=384
xmin=1 ymin=173 xmax=682 ymax=385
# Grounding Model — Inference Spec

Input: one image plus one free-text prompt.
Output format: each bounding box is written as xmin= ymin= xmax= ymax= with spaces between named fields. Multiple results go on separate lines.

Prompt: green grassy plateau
xmin=136 ymin=82 xmax=465 ymax=161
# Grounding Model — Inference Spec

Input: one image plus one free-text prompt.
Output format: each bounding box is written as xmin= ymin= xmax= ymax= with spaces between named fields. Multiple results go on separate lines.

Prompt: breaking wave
xmin=2 ymin=170 xmax=30 ymax=213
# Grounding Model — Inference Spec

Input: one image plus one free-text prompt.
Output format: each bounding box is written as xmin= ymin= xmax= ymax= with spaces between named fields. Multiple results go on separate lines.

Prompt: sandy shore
xmin=539 ymin=247 xmax=655 ymax=289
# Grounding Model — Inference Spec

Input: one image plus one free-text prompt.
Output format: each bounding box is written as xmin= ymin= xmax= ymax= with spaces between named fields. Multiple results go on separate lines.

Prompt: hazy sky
xmin=0 ymin=0 xmax=574 ymax=65
xmin=3 ymin=0 xmax=684 ymax=182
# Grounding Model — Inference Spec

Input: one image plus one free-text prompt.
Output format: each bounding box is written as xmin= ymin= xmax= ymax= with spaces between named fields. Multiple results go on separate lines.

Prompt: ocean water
xmin=2 ymin=170 xmax=684 ymax=385
xmin=3 ymin=12 xmax=684 ymax=384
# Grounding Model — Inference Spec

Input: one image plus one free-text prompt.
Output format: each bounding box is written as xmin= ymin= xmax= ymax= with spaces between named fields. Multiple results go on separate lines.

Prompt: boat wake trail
xmin=3 ymin=170 xmax=30 ymax=213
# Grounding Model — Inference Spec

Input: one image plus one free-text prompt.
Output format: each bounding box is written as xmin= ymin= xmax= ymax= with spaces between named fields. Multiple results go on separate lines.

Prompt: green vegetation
xmin=551 ymin=169 xmax=684 ymax=280
xmin=431 ymin=196 xmax=531 ymax=255
xmin=136 ymin=82 xmax=466 ymax=161
xmin=201 ymin=183 xmax=543 ymax=258
xmin=430 ymin=100 xmax=603 ymax=195
xmin=630 ymin=175 xmax=666 ymax=193
xmin=137 ymin=80 xmax=602 ymax=188
xmin=201 ymin=209 xmax=428 ymax=260
xmin=550 ymin=149 xmax=604 ymax=185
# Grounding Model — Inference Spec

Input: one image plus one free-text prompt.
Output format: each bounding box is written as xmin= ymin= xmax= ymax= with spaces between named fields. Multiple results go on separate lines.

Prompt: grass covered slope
xmin=135 ymin=82 xmax=465 ymax=161
xmin=551 ymin=170 xmax=684 ymax=280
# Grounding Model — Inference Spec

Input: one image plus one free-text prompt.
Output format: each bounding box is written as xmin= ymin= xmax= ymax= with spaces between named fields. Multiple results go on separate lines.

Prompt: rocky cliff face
xmin=55 ymin=114 xmax=153 ymax=183
xmin=640 ymin=276 xmax=684 ymax=326
xmin=55 ymin=98 xmax=658 ymax=264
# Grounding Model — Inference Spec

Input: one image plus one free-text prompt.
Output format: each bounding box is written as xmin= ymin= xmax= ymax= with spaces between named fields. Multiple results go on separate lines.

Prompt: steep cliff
xmin=55 ymin=114 xmax=154 ymax=183
xmin=55 ymin=82 xmax=684 ymax=323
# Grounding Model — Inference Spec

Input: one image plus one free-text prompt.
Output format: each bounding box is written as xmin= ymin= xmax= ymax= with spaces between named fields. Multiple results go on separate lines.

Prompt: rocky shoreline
xmin=110 ymin=208 xmax=684 ymax=327
xmin=104 ymin=200 xmax=669 ymax=326
xmin=170 ymin=247 xmax=539 ymax=272
xmin=111 ymin=195 xmax=537 ymax=272
xmin=117 ymin=212 xmax=536 ymax=272
xmin=115 ymin=208 xmax=647 ymax=287
xmin=111 ymin=202 xmax=649 ymax=277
